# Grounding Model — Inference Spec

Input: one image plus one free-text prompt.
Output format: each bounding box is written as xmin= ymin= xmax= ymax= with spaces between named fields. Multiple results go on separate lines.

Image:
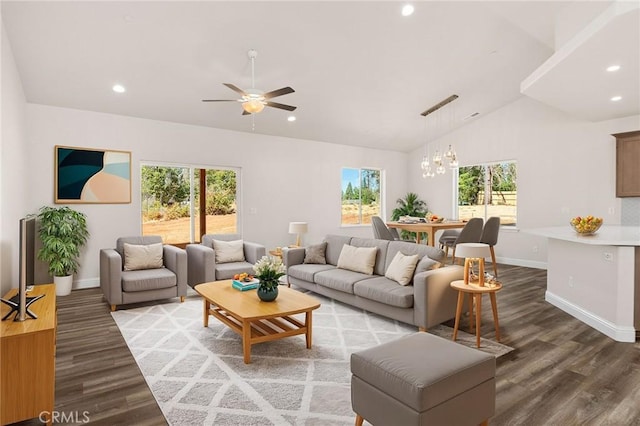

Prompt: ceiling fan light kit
xmin=202 ymin=49 xmax=297 ymax=116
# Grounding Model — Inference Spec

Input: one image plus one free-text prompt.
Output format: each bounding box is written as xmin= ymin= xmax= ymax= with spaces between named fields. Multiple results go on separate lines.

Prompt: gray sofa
xmin=284 ymin=234 xmax=464 ymax=330
xmin=186 ymin=233 xmax=266 ymax=287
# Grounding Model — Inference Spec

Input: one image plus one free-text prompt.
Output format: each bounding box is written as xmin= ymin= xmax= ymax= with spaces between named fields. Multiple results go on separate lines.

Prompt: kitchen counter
xmin=530 ymin=225 xmax=640 ymax=246
xmin=527 ymin=225 xmax=639 ymax=342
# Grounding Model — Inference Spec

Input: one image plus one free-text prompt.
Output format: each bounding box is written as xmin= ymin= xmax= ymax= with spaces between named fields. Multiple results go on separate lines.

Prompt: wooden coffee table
xmin=194 ymin=280 xmax=321 ymax=363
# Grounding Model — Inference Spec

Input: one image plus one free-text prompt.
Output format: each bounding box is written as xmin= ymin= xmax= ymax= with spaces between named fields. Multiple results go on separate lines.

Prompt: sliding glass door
xmin=141 ymin=164 xmax=239 ymax=245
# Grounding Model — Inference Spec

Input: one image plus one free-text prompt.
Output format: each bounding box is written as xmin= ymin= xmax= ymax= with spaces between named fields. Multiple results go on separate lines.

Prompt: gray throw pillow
xmin=304 ymin=242 xmax=327 ymax=264
xmin=415 ymin=256 xmax=442 ymax=274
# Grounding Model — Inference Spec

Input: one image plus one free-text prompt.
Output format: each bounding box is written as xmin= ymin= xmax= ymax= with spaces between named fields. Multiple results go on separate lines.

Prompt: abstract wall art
xmin=55 ymin=145 xmax=131 ymax=204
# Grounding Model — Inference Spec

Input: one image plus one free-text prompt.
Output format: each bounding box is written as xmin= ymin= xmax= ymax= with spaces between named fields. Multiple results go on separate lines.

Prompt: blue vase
xmin=257 ymin=282 xmax=278 ymax=302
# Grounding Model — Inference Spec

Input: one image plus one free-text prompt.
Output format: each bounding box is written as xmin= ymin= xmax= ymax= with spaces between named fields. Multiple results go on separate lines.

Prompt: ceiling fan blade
xmin=265 ymin=101 xmax=297 ymax=111
xmin=202 ymin=99 xmax=237 ymax=102
xmin=242 ymin=110 xmax=251 ymax=115
xmin=263 ymin=87 xmax=295 ymax=99
xmin=223 ymin=83 xmax=247 ymax=96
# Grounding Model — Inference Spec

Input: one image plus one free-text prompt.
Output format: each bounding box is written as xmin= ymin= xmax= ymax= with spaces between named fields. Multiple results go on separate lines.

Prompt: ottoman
xmin=351 ymin=332 xmax=496 ymax=426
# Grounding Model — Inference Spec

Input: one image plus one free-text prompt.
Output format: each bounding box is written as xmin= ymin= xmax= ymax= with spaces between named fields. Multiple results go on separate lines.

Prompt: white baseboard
xmin=496 ymin=256 xmax=547 ymax=270
xmin=73 ymin=277 xmax=100 ymax=290
xmin=545 ymin=291 xmax=636 ymax=343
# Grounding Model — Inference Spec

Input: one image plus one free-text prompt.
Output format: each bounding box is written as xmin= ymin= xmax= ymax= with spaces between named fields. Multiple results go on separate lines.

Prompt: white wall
xmin=23 ymin=104 xmax=409 ymax=288
xmin=408 ymin=96 xmax=640 ymax=269
xmin=1 ymin=22 xmax=29 ymax=296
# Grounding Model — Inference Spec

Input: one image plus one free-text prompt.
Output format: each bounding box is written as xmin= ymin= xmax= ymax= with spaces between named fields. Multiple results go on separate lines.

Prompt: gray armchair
xmin=100 ymin=236 xmax=187 ymax=311
xmin=186 ymin=233 xmax=266 ymax=287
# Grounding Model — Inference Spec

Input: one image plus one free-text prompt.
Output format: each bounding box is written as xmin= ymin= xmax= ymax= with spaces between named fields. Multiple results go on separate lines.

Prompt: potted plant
xmin=391 ymin=192 xmax=428 ymax=242
xmin=36 ymin=206 xmax=89 ymax=296
xmin=253 ymin=255 xmax=286 ymax=302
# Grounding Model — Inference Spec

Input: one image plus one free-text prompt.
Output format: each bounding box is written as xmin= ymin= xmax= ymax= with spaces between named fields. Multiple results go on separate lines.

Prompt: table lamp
xmin=288 ymin=222 xmax=308 ymax=247
xmin=454 ymin=243 xmax=491 ymax=286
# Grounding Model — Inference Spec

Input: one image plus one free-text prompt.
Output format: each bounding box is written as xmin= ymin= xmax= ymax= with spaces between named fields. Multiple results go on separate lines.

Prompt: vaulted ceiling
xmin=2 ymin=1 xmax=638 ymax=152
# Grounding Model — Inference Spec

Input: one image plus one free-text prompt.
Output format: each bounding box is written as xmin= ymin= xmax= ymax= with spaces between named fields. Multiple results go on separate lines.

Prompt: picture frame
xmin=55 ymin=145 xmax=131 ymax=204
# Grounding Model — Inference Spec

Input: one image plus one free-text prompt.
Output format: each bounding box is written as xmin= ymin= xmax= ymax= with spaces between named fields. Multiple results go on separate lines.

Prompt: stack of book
xmin=232 ymin=278 xmax=259 ymax=291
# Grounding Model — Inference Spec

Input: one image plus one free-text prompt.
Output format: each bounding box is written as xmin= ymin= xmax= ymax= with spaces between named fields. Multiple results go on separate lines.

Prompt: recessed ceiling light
xmin=401 ymin=4 xmax=414 ymax=16
xmin=606 ymin=65 xmax=621 ymax=72
xmin=287 ymin=116 xmax=296 ymax=122
xmin=611 ymin=95 xmax=622 ymax=102
xmin=112 ymin=84 xmax=126 ymax=93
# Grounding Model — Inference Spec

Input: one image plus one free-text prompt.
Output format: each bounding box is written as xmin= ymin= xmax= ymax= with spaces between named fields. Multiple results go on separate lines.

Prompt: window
xmin=457 ymin=161 xmax=516 ymax=227
xmin=141 ymin=164 xmax=239 ymax=245
xmin=341 ymin=167 xmax=381 ymax=225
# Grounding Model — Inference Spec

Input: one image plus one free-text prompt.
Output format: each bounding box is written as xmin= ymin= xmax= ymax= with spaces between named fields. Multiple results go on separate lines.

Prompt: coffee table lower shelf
xmin=202 ymin=297 xmax=319 ymax=363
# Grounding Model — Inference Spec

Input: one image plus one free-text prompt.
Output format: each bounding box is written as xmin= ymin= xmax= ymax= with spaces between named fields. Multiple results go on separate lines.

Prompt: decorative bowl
xmin=569 ymin=216 xmax=603 ymax=235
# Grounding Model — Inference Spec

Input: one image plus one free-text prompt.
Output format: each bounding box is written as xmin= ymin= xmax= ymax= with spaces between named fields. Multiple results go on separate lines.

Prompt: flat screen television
xmin=1 ymin=216 xmax=38 ymax=321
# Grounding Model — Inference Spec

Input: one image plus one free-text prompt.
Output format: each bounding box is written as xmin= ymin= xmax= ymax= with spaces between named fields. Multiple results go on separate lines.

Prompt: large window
xmin=457 ymin=161 xmax=516 ymax=227
xmin=341 ymin=167 xmax=381 ymax=225
xmin=141 ymin=164 xmax=239 ymax=245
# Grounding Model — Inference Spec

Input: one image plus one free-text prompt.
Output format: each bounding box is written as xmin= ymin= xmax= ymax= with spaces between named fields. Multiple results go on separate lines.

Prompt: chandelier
xmin=419 ymin=94 xmax=460 ymax=178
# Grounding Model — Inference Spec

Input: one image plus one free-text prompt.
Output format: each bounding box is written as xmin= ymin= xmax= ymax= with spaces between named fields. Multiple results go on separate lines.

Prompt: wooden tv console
xmin=1 ymin=284 xmax=56 ymax=426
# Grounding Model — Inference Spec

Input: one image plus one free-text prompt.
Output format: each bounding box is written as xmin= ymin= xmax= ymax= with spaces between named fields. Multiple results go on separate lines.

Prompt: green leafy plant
xmin=391 ymin=192 xmax=428 ymax=242
xmin=253 ymin=255 xmax=285 ymax=292
xmin=37 ymin=206 xmax=89 ymax=277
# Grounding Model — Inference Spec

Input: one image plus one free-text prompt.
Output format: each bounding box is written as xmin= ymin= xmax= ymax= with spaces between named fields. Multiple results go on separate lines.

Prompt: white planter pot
xmin=54 ymin=275 xmax=73 ymax=296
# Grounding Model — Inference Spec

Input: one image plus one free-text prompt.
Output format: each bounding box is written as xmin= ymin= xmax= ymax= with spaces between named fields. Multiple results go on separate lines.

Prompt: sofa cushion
xmin=213 ymin=239 xmax=245 ymax=263
xmin=350 ymin=238 xmax=389 ymax=276
xmin=385 ymin=252 xmax=419 ymax=286
xmin=314 ymin=268 xmax=372 ymax=294
xmin=288 ymin=264 xmax=336 ymax=282
xmin=353 ymin=277 xmax=414 ymax=308
xmin=387 ymin=241 xmax=445 ymax=267
xmin=123 ymin=242 xmax=164 ymax=271
xmin=116 ymin=235 xmax=163 ymax=259
xmin=304 ymin=242 xmax=327 ymax=264
xmin=121 ymin=268 xmax=176 ymax=292
xmin=337 ymin=244 xmax=377 ymax=275
xmin=415 ymin=256 xmax=442 ymax=274
xmin=215 ymin=261 xmax=256 ymax=280
xmin=323 ymin=235 xmax=354 ymax=266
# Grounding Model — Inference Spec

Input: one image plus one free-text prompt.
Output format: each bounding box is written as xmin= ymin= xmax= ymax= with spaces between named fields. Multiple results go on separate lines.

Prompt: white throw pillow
xmin=213 ymin=239 xmax=245 ymax=263
xmin=385 ymin=251 xmax=420 ymax=286
xmin=336 ymin=244 xmax=377 ymax=275
xmin=124 ymin=243 xmax=163 ymax=271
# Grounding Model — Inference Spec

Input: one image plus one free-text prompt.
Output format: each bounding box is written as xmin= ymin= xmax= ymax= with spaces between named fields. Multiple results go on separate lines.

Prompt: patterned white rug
xmin=112 ymin=290 xmax=512 ymax=425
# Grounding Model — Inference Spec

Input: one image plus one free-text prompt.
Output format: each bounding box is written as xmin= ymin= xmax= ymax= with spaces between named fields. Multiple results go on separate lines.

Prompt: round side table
xmin=450 ymin=279 xmax=502 ymax=348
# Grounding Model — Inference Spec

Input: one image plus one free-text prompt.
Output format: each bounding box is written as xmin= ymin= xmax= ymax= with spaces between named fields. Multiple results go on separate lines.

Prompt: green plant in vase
xmin=253 ymin=255 xmax=286 ymax=302
xmin=36 ymin=206 xmax=89 ymax=296
xmin=391 ymin=192 xmax=428 ymax=242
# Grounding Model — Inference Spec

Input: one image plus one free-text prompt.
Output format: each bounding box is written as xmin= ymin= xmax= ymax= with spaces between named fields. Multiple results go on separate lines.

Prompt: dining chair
xmin=480 ymin=216 xmax=501 ymax=277
xmin=443 ymin=218 xmax=484 ymax=264
xmin=439 ymin=229 xmax=460 ymax=251
xmin=371 ymin=216 xmax=395 ymax=241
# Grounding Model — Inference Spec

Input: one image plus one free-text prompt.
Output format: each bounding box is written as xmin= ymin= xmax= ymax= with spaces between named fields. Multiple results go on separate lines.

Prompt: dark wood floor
xmin=14 ymin=264 xmax=640 ymax=425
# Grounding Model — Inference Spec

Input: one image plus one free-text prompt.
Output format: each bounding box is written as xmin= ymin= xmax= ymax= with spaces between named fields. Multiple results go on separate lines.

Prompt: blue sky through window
xmin=341 ymin=168 xmax=359 ymax=192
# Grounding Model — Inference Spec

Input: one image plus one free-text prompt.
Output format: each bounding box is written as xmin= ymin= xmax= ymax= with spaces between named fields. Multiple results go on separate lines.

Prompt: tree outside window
xmin=141 ymin=164 xmax=238 ymax=245
xmin=457 ymin=162 xmax=516 ymax=226
xmin=341 ymin=168 xmax=381 ymax=225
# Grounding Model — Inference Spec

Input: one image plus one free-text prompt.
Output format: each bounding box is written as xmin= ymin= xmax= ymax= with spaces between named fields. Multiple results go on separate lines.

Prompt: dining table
xmin=387 ymin=220 xmax=467 ymax=246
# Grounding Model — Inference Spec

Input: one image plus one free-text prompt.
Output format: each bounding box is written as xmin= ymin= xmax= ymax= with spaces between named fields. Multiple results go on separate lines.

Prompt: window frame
xmin=340 ymin=166 xmax=384 ymax=227
xmin=454 ymin=160 xmax=517 ymax=228
xmin=140 ymin=161 xmax=242 ymax=244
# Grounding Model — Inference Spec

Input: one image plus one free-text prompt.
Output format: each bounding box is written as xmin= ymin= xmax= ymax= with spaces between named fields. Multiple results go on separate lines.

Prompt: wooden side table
xmin=450 ymin=279 xmax=502 ymax=348
xmin=269 ymin=249 xmax=283 ymax=259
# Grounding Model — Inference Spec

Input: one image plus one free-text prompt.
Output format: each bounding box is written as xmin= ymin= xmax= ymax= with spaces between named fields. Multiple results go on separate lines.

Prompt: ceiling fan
xmin=202 ymin=49 xmax=297 ymax=115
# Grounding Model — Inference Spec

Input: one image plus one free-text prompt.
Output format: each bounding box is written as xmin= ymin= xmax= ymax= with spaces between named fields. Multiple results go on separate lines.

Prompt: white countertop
xmin=526 ymin=225 xmax=640 ymax=246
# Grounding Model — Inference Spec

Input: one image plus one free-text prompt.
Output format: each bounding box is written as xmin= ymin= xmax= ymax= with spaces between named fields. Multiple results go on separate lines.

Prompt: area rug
xmin=112 ymin=291 xmax=513 ymax=425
